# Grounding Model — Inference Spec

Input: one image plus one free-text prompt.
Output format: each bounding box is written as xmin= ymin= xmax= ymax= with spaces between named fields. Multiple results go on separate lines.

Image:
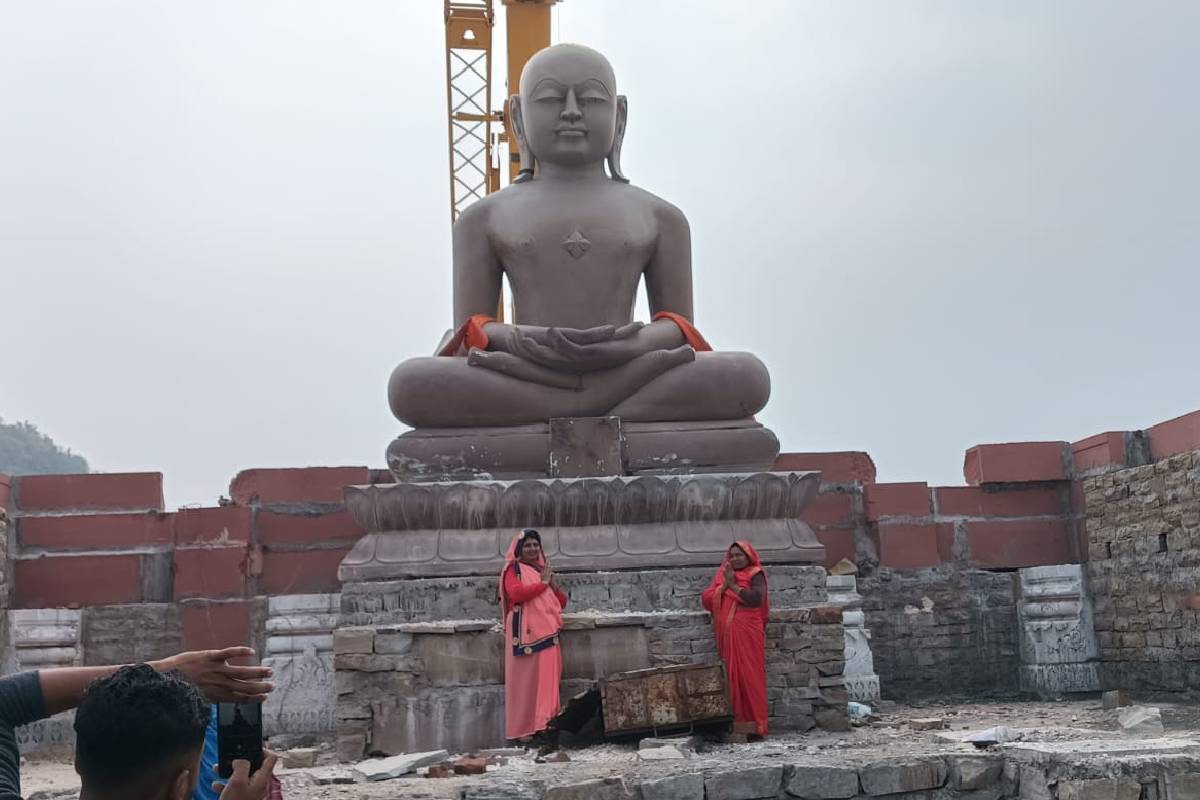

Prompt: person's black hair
xmin=74 ymin=664 xmax=210 ymax=793
xmin=520 ymin=528 xmax=542 ymax=544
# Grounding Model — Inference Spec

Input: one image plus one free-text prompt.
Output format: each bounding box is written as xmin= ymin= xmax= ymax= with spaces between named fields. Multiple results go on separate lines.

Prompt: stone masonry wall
xmin=1084 ymin=448 xmax=1200 ymax=692
xmin=860 ymin=567 xmax=1019 ymax=698
xmin=334 ymin=606 xmax=847 ymax=760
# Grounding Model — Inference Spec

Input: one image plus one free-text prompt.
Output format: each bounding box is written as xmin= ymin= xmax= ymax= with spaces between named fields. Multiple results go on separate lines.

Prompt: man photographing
xmin=0 ymin=646 xmax=278 ymax=800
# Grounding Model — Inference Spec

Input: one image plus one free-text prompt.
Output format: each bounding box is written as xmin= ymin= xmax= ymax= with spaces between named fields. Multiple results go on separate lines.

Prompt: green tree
xmin=0 ymin=418 xmax=89 ymax=475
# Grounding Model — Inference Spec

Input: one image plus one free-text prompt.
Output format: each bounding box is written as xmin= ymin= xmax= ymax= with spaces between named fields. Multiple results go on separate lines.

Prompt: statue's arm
xmin=451 ymin=202 xmax=504 ymax=326
xmin=645 ymin=201 xmax=695 ymax=322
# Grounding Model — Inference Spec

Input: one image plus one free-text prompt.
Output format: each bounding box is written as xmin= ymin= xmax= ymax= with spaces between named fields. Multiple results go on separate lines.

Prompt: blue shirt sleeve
xmin=193 ymin=705 xmax=220 ymax=800
xmin=0 ymin=672 xmax=48 ymax=800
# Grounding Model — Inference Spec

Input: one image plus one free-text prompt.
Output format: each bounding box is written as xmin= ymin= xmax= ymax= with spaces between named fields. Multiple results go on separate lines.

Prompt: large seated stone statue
xmin=386 ymin=44 xmax=778 ymax=479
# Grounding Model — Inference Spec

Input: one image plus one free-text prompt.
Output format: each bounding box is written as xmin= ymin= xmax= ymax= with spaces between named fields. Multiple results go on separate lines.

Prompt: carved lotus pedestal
xmin=339 ymin=471 xmax=824 ymax=580
xmin=333 ymin=433 xmax=846 ymax=759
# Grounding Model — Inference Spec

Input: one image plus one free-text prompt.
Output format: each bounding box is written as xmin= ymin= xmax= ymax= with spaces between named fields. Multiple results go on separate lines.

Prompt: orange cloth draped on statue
xmin=437 ymin=312 xmax=711 ymax=358
xmin=498 ymin=534 xmax=568 ymax=740
xmin=438 ymin=314 xmax=494 ymax=357
xmin=701 ymin=540 xmax=769 ymax=737
xmin=652 ymin=311 xmax=712 ymax=352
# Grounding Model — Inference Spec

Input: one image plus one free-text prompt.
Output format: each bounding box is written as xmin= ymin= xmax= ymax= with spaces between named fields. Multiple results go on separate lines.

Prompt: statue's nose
xmin=561 ymin=89 xmax=583 ymax=122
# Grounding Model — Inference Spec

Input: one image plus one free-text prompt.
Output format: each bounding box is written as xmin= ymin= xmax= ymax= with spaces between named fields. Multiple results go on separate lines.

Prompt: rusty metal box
xmin=598 ymin=662 xmax=732 ymax=736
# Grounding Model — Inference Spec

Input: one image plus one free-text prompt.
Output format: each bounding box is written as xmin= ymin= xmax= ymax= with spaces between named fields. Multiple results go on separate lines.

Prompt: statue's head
xmin=510 ymin=43 xmax=628 ymax=183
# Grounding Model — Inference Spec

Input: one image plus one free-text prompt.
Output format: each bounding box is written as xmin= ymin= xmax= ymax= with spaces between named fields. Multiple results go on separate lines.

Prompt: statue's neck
xmin=536 ymin=160 xmax=608 ymax=182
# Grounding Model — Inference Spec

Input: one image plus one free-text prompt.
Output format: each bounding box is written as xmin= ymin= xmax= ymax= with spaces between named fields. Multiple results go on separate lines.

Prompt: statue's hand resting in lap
xmin=469 ymin=320 xmax=692 ymax=389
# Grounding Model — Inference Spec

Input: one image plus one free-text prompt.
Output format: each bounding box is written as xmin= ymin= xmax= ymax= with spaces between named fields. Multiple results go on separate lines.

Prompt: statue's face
xmin=519 ymin=45 xmax=618 ymax=168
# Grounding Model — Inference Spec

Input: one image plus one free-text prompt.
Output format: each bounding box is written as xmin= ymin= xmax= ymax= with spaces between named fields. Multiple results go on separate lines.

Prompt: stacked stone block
xmin=1084 ymin=448 xmax=1200 ymax=691
xmin=334 ymin=565 xmax=844 ymax=758
xmin=333 ymin=602 xmax=847 ymax=759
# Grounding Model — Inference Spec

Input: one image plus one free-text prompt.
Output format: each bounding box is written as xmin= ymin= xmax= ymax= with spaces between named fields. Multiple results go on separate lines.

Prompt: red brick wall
xmin=8 ymin=467 xmax=370 ymax=610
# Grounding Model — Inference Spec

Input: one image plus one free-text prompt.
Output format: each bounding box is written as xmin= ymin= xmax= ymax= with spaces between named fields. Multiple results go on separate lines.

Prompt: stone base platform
xmin=333 ymin=605 xmax=848 ymax=760
xmin=386 ymin=418 xmax=780 ymax=481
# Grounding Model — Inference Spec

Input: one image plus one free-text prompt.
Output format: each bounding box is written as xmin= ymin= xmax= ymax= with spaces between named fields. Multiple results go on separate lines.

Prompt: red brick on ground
xmin=773 ymin=452 xmax=877 ymax=484
xmin=258 ymin=547 xmax=350 ymax=595
xmin=18 ymin=512 xmax=173 ymax=550
xmin=865 ymin=482 xmax=930 ymax=521
xmin=173 ymin=506 xmax=252 ymax=544
xmin=966 ymin=519 xmax=1076 ymax=568
xmin=15 ymin=472 xmax=164 ymax=512
xmin=174 ymin=546 xmax=249 ymax=600
xmin=1147 ymin=410 xmax=1200 ymax=461
xmin=934 ymin=486 xmax=1065 ymax=518
xmin=14 ymin=554 xmax=143 ymax=608
xmin=228 ymin=467 xmax=369 ymax=506
xmin=963 ymin=442 xmax=1068 ymax=485
xmin=254 ymin=509 xmax=363 ymax=546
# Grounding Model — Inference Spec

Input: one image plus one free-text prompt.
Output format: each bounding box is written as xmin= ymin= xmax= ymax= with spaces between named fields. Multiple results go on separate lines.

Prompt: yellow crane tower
xmin=443 ymin=0 xmax=558 ymax=224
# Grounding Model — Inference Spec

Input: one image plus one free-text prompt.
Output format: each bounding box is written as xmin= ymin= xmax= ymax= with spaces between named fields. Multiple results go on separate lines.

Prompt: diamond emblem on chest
xmin=561 ymin=229 xmax=591 ymax=259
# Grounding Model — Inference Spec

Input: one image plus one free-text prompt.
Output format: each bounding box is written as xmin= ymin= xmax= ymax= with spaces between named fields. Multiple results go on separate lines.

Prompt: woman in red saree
xmin=701 ymin=541 xmax=769 ymax=738
xmin=499 ymin=529 xmax=568 ymax=742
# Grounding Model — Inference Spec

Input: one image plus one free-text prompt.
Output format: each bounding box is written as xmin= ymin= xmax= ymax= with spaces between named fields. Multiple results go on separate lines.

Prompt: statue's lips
xmin=555 ymin=129 xmax=587 ymax=137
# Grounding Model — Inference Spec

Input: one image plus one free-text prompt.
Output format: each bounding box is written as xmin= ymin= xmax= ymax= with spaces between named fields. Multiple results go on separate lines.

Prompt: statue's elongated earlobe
xmin=607 ymin=95 xmax=629 ymax=183
xmin=509 ymin=94 xmax=536 ymax=183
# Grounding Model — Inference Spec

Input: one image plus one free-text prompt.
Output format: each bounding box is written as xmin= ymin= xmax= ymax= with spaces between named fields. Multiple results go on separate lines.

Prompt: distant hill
xmin=0 ymin=418 xmax=89 ymax=475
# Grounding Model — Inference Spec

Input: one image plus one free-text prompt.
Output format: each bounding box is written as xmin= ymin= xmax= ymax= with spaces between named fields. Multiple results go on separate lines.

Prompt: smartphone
xmin=217 ymin=702 xmax=264 ymax=779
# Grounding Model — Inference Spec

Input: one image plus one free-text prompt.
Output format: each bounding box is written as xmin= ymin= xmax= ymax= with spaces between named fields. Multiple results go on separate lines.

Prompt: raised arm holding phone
xmin=0 ymin=646 xmax=278 ymax=800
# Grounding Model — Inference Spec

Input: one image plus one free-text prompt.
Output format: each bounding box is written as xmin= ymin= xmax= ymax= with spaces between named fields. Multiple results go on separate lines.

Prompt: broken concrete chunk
xmin=965 ymin=726 xmax=1016 ymax=747
xmin=637 ymin=746 xmax=686 ymax=761
xmin=639 ymin=735 xmax=699 ymax=753
xmin=910 ymin=717 xmax=947 ymax=731
xmin=950 ymin=756 xmax=1003 ymax=791
xmin=829 ymin=558 xmax=859 ymax=576
xmin=351 ymin=749 xmax=449 ymax=782
xmin=310 ymin=767 xmax=355 ymax=785
xmin=1101 ymin=690 xmax=1132 ymax=710
xmin=784 ymin=764 xmax=860 ymax=799
xmin=1117 ymin=705 xmax=1164 ymax=735
xmin=279 ymin=747 xmax=319 ymax=769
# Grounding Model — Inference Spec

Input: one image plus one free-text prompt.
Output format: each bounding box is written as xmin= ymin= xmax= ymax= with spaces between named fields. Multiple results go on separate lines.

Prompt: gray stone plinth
xmin=386 ymin=419 xmax=781 ymax=482
xmin=340 ymin=471 xmax=823 ymax=580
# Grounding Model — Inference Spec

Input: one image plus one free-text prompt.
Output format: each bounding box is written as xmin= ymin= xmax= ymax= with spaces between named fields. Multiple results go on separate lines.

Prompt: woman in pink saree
xmin=499 ymin=529 xmax=568 ymax=742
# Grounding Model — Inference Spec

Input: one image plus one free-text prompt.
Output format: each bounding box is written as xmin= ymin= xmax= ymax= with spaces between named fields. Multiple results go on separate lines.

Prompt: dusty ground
xmin=19 ymin=698 xmax=1200 ymax=800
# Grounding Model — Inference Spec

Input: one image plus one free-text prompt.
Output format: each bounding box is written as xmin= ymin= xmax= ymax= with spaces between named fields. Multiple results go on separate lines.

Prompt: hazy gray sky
xmin=3 ymin=1 xmax=1198 ymax=508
